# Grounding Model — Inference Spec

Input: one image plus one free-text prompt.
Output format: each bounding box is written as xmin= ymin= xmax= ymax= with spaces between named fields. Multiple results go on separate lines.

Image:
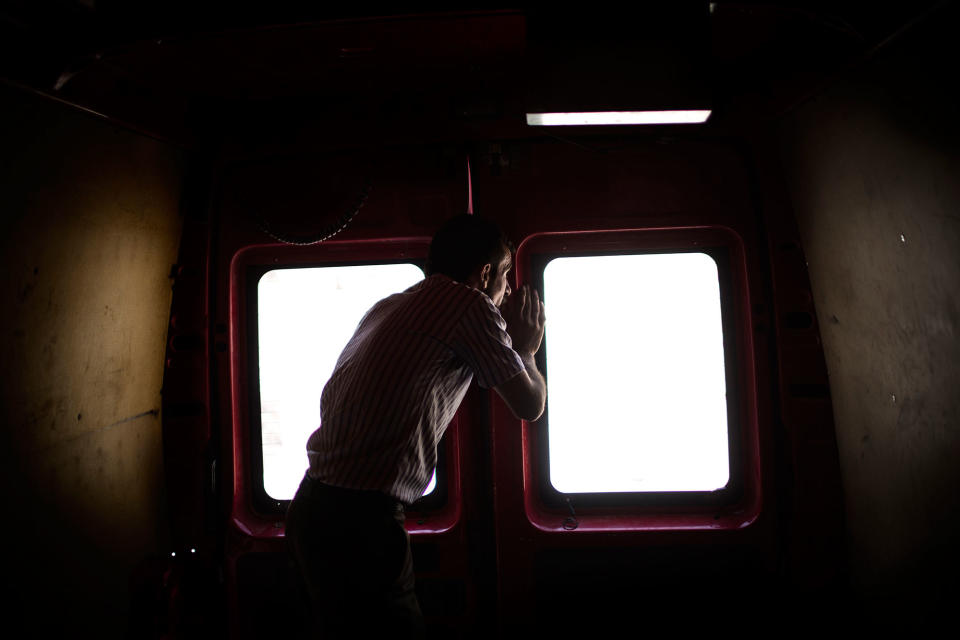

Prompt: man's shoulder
xmin=419 ymin=274 xmax=486 ymax=306
xmin=408 ymin=275 xmax=510 ymax=335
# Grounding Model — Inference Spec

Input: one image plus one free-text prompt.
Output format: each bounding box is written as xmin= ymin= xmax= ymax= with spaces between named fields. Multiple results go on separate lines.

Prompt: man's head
xmin=427 ymin=215 xmax=514 ymax=306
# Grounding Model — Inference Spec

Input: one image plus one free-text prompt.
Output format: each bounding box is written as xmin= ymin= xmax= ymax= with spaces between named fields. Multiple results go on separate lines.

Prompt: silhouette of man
xmin=286 ymin=215 xmax=546 ymax=637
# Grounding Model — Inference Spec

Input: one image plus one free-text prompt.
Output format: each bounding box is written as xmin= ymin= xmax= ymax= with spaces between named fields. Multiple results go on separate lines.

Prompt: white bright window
xmin=543 ymin=252 xmax=730 ymax=494
xmin=257 ymin=263 xmax=431 ymax=500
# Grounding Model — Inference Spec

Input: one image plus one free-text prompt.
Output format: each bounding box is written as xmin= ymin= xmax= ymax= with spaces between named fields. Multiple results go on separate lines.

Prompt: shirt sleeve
xmin=451 ymin=294 xmax=526 ymax=389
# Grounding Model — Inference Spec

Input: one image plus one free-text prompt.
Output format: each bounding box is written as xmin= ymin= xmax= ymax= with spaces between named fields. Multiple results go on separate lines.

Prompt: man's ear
xmin=479 ymin=263 xmax=493 ymax=288
xmin=465 ymin=262 xmax=494 ymax=290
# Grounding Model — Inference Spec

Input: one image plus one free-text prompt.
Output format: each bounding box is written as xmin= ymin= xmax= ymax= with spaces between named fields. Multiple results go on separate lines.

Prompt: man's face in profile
xmin=483 ymin=247 xmax=514 ymax=308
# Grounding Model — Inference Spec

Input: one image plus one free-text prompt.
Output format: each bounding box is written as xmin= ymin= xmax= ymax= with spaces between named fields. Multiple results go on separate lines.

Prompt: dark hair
xmin=426 ymin=215 xmax=512 ymax=281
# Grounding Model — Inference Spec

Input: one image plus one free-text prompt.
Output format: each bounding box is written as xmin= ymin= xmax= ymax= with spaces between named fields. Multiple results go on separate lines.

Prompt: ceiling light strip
xmin=526 ymin=111 xmax=712 ymax=126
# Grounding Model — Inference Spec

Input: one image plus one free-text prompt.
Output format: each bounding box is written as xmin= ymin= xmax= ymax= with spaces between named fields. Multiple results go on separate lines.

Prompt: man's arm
xmin=495 ymin=353 xmax=546 ymax=421
xmin=495 ymin=286 xmax=547 ymax=421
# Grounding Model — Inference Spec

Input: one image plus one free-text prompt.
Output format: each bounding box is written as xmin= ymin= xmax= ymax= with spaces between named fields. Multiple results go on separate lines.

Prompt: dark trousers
xmin=286 ymin=474 xmax=424 ymax=638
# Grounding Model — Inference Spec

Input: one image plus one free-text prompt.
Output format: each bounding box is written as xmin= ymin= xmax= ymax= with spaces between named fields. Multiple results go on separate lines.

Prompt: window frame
xmin=515 ymin=227 xmax=762 ymax=531
xmin=246 ymin=260 xmax=449 ymax=514
xmin=228 ymin=239 xmax=462 ymax=538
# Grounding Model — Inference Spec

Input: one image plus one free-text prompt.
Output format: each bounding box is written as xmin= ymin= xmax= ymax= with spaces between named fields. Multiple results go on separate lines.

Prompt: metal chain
xmin=255 ymin=179 xmax=372 ymax=246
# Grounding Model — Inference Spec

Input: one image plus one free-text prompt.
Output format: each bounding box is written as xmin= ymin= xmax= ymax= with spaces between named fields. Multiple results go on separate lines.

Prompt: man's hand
xmin=495 ymin=284 xmax=547 ymax=421
xmin=501 ymin=285 xmax=546 ymax=357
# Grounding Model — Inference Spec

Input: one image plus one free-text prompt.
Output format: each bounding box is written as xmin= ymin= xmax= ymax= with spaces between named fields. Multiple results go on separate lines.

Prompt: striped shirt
xmin=306 ymin=274 xmax=525 ymax=504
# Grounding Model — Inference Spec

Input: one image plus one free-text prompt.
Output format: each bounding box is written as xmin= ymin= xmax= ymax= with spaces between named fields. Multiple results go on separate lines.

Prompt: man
xmin=285 ymin=215 xmax=546 ymax=637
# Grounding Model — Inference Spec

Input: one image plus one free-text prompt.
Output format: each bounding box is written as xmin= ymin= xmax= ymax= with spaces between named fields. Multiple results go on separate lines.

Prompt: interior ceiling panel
xmin=81 ymin=13 xmax=527 ymax=100
xmin=0 ymin=1 xmax=948 ymax=146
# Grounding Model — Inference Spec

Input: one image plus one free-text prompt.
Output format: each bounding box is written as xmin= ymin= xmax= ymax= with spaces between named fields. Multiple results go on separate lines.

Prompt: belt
xmin=300 ymin=474 xmax=405 ymax=514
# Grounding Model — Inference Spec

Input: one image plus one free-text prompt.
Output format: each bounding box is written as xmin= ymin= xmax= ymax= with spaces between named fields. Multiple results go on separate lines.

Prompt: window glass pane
xmin=543 ymin=253 xmax=729 ymax=493
xmin=257 ymin=263 xmax=427 ymax=500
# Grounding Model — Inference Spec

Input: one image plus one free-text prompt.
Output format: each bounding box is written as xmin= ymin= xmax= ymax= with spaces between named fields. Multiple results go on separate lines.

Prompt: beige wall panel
xmin=0 ymin=85 xmax=183 ymax=636
xmin=774 ymin=30 xmax=960 ymax=620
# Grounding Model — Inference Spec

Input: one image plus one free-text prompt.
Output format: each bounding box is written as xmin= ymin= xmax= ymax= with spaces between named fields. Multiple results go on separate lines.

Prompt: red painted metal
xmin=485 ymin=225 xmax=772 ymax=627
xmin=192 ymin=137 xmax=842 ymax=634
xmin=513 ymin=226 xmax=763 ymax=533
